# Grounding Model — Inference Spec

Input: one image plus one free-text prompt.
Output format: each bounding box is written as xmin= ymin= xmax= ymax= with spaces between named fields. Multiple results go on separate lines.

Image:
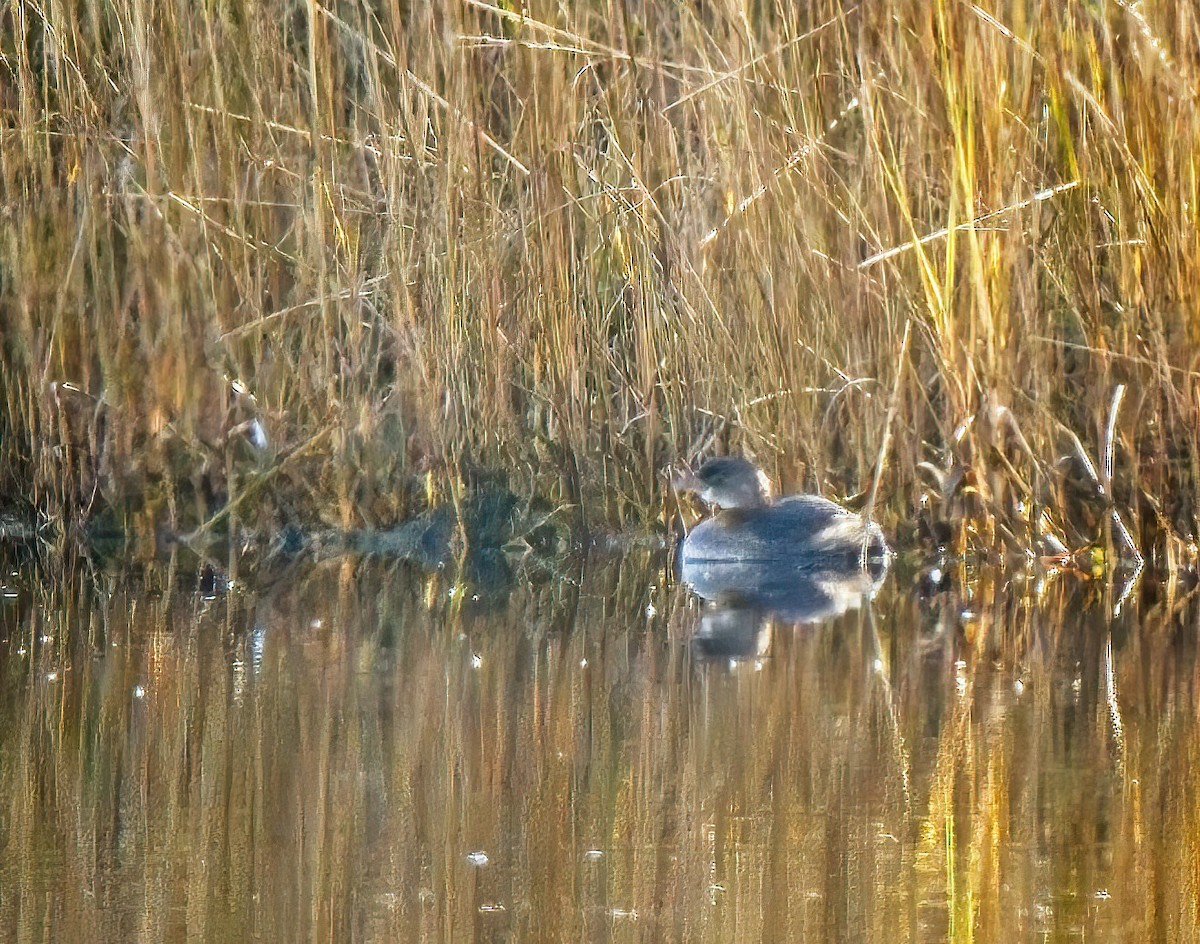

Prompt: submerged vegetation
xmin=3 ymin=0 xmax=1200 ymax=561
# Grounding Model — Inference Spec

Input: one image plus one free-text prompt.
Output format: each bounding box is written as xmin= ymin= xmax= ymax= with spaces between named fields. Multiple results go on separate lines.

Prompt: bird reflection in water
xmin=685 ymin=557 xmax=890 ymax=660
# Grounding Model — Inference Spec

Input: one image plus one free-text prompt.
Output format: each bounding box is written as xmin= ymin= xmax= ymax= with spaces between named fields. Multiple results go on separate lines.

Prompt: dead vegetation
xmin=3 ymin=0 xmax=1200 ymax=566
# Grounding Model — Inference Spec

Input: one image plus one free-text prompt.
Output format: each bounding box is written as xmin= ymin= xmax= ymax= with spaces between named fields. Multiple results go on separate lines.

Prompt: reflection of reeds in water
xmin=1 ymin=557 xmax=1200 ymax=940
xmin=4 ymin=2 xmax=1200 ymax=553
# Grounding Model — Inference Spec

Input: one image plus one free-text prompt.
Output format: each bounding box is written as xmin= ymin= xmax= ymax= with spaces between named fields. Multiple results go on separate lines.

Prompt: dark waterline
xmin=0 ymin=551 xmax=1196 ymax=942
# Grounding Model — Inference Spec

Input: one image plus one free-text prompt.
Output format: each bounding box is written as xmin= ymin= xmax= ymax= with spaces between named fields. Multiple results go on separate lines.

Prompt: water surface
xmin=0 ymin=551 xmax=1196 ymax=941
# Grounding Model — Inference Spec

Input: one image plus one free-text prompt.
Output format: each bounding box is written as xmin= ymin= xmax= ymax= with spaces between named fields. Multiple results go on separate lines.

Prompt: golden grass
xmin=3 ymin=0 xmax=1200 ymax=553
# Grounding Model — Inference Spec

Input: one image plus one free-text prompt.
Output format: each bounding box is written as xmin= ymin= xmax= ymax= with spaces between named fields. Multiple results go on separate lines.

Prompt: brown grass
xmin=3 ymin=0 xmax=1200 ymax=556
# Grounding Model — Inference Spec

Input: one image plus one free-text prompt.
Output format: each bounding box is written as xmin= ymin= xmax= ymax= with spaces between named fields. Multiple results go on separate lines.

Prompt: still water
xmin=0 ymin=548 xmax=1197 ymax=942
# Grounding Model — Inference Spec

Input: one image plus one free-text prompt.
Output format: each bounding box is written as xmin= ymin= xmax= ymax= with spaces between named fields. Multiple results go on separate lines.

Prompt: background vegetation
xmin=3 ymin=0 xmax=1200 ymax=557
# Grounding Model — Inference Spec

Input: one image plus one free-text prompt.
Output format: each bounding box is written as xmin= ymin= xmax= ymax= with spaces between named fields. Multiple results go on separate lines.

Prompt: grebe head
xmin=673 ymin=456 xmax=771 ymax=510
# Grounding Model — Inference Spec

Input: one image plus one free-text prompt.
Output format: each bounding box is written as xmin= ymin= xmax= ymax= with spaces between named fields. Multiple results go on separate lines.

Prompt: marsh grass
xmin=4 ymin=0 xmax=1200 ymax=556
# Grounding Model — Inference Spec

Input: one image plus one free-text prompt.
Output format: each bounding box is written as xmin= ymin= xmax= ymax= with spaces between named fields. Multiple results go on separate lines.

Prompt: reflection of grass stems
xmin=946 ymin=810 xmax=957 ymax=941
xmin=1 ymin=549 xmax=1198 ymax=936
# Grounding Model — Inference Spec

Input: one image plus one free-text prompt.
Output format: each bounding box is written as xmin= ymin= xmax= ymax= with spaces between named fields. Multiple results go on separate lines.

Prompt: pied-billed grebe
xmin=673 ymin=457 xmax=889 ymax=564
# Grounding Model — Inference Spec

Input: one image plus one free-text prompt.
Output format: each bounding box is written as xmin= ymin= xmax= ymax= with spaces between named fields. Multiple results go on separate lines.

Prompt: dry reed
xmin=3 ymin=0 xmax=1200 ymax=561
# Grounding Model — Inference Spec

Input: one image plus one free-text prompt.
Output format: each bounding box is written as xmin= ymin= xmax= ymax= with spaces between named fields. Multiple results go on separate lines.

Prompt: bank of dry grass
xmin=3 ymin=0 xmax=1200 ymax=559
